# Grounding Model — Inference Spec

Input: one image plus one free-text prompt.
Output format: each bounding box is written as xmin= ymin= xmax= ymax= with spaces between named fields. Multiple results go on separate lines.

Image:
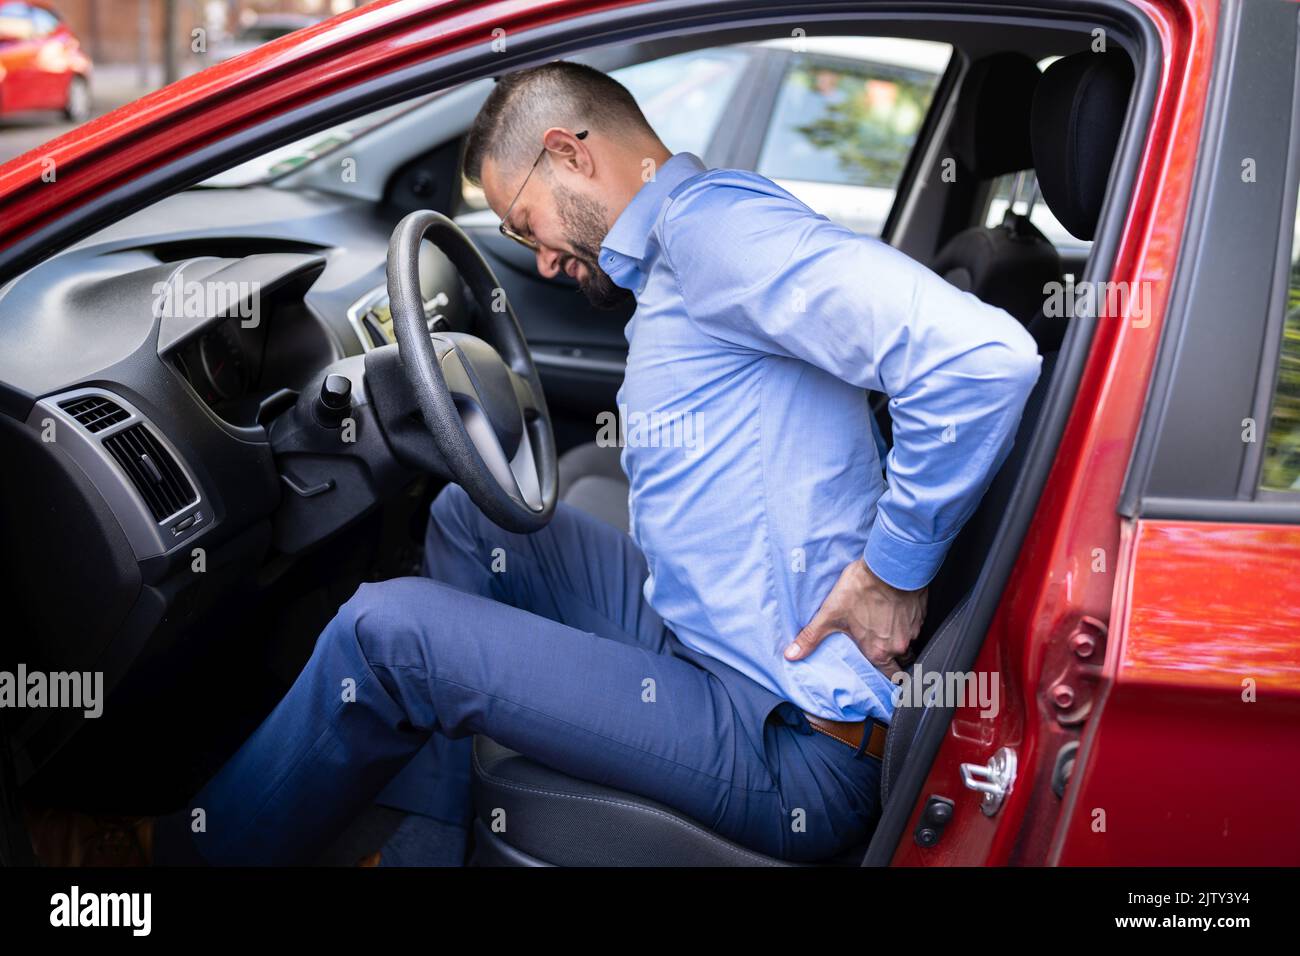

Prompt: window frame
xmin=1120 ymin=0 xmax=1300 ymax=522
xmin=29 ymin=5 xmax=57 ymax=36
xmin=0 ymin=2 xmax=34 ymax=42
xmin=704 ymin=44 xmax=790 ymax=169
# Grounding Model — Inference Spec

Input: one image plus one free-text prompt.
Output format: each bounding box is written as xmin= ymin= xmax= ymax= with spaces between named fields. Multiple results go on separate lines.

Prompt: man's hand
xmin=784 ymin=559 xmax=927 ymax=678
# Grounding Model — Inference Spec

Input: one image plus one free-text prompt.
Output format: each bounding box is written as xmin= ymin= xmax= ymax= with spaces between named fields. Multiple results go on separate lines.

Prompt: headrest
xmin=951 ymin=53 xmax=1042 ymax=179
xmin=1030 ymin=50 xmax=1134 ymax=241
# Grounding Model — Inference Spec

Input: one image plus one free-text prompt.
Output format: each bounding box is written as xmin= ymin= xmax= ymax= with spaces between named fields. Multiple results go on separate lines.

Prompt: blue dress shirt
xmin=598 ymin=152 xmax=1040 ymax=723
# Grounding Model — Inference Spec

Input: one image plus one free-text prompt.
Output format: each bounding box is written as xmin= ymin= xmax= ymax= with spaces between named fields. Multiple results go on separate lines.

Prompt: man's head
xmin=464 ymin=61 xmax=670 ymax=309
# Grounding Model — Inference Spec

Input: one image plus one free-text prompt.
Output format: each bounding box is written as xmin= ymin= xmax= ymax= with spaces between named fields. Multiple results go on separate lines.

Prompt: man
xmin=138 ymin=61 xmax=1038 ymax=865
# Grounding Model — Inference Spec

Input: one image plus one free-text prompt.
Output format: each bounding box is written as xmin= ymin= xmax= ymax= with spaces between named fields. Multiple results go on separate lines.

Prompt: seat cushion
xmin=563 ymin=475 xmax=629 ymax=532
xmin=470 ymin=735 xmax=795 ymax=866
xmin=557 ymin=442 xmax=629 ymax=532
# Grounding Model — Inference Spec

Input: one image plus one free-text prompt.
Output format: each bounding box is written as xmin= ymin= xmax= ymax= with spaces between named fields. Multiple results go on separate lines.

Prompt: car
xmin=0 ymin=0 xmax=89 ymax=124
xmin=0 ymin=0 xmax=1295 ymax=869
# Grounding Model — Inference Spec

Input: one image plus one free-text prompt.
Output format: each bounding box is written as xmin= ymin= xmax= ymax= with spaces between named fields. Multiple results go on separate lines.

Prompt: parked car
xmin=0 ymin=0 xmax=1294 ymax=868
xmin=0 ymin=0 xmax=90 ymax=123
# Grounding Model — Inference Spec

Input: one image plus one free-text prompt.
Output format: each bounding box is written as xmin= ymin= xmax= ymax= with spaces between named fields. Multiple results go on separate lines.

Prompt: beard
xmin=553 ymin=184 xmax=634 ymax=311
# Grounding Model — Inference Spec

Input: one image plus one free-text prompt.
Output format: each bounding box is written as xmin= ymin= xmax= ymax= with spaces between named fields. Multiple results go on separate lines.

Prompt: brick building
xmin=51 ymin=0 xmax=363 ymax=66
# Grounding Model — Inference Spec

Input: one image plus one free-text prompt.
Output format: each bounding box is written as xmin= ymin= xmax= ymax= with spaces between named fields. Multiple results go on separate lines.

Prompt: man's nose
xmin=535 ymin=245 xmax=562 ymax=279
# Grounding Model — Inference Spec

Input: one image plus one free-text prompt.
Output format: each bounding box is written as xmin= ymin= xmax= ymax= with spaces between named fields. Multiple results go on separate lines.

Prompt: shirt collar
xmin=600 ymin=152 xmax=706 ymax=289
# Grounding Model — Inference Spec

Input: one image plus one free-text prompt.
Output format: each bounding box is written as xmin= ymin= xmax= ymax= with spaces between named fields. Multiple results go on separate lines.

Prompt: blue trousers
xmin=161 ymin=485 xmax=882 ymax=864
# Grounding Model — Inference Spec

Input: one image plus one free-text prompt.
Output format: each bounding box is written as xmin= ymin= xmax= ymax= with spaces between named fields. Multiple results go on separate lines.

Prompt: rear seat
xmin=930 ymin=51 xmax=1062 ymax=325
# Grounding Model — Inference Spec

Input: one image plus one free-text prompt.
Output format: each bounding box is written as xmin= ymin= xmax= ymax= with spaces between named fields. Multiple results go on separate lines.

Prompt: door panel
xmin=1054 ymin=520 xmax=1300 ymax=864
xmin=1033 ymin=0 xmax=1296 ymax=867
xmin=883 ymin=0 xmax=1211 ymax=866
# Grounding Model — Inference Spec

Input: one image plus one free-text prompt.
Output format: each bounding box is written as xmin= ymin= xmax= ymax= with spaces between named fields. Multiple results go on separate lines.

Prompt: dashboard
xmin=0 ymin=185 xmax=474 ymax=690
xmin=177 ymin=322 xmax=255 ymax=407
xmin=0 ymin=141 xmax=545 ymax=798
xmin=169 ymin=281 xmax=338 ymax=429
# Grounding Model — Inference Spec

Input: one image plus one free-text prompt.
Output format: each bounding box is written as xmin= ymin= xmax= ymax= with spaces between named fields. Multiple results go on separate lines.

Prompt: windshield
xmin=198 ymin=94 xmax=437 ymax=188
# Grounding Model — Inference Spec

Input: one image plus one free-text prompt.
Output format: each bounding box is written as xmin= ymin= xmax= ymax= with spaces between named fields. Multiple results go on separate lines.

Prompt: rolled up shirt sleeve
xmin=661 ymin=183 xmax=1042 ymax=591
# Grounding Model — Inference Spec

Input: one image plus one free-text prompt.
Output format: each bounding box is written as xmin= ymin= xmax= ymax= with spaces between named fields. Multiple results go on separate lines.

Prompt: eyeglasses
xmin=498 ymin=129 xmax=588 ymax=251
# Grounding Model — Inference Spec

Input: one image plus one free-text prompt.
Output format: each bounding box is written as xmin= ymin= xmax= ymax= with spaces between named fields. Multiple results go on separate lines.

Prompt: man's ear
xmin=541 ymin=127 xmax=594 ymax=177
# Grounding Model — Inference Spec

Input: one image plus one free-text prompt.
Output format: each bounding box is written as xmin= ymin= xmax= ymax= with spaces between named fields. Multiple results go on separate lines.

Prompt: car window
xmin=199 ymin=95 xmax=435 ymax=188
xmin=0 ymin=2 xmax=33 ymax=41
xmin=1259 ymin=197 xmax=1300 ymax=491
xmin=754 ymin=40 xmax=950 ymax=235
xmin=984 ymin=172 xmax=1091 ymax=256
xmin=30 ymin=4 xmax=55 ymax=34
xmin=611 ymin=47 xmax=751 ymax=156
xmin=458 ymin=47 xmax=751 ymax=213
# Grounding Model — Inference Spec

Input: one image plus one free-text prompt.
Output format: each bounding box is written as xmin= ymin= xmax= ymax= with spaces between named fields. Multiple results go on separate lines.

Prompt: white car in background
xmin=750 ymin=35 xmax=951 ymax=236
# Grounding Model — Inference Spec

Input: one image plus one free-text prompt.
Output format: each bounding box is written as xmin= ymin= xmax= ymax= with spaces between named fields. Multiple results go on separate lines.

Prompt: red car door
xmin=889 ymin=0 xmax=1300 ymax=867
xmin=1053 ymin=0 xmax=1300 ymax=866
xmin=883 ymin=0 xmax=1223 ymax=865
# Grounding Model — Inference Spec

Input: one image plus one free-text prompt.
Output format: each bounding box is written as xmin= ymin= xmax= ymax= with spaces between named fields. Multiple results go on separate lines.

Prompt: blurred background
xmin=0 ymin=0 xmax=367 ymax=163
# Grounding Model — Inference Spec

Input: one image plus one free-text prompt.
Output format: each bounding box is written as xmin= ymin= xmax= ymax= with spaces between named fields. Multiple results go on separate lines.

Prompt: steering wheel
xmin=386 ymin=210 xmax=557 ymax=532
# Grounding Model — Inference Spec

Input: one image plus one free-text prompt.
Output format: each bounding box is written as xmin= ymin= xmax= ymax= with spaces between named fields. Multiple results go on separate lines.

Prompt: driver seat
xmin=466 ymin=48 xmax=1131 ymax=866
xmin=469 ymin=594 xmax=975 ymax=866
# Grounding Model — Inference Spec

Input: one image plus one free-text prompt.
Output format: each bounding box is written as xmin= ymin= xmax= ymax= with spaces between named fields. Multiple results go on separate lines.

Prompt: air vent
xmin=102 ymin=424 xmax=197 ymax=522
xmin=59 ymin=395 xmax=129 ymax=433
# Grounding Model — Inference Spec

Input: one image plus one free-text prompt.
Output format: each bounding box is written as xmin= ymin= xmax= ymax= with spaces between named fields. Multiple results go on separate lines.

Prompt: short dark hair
xmin=463 ymin=61 xmax=653 ymax=189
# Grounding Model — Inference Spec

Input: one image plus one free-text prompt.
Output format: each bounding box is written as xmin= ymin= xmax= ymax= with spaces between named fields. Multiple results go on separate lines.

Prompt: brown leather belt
xmin=804 ymin=713 xmax=888 ymax=760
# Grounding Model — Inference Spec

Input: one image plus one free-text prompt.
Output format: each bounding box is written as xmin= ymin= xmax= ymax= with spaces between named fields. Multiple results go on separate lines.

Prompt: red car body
xmin=0 ymin=1 xmax=90 ymax=119
xmin=0 ymin=0 xmax=1294 ymax=866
